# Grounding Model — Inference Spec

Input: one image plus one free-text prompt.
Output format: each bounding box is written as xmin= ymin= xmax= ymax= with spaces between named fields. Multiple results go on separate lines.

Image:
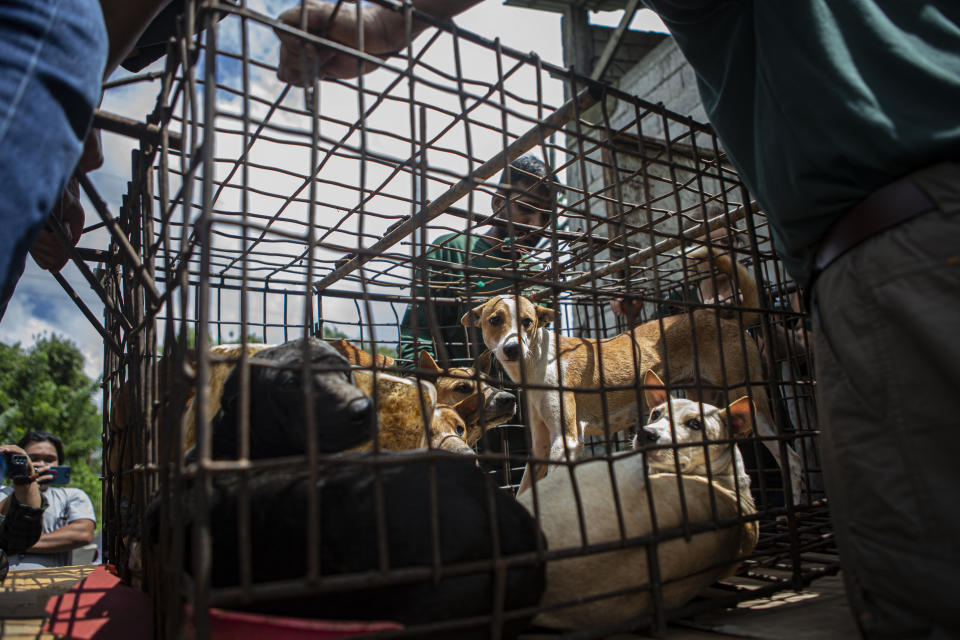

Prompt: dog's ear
xmin=418 ymin=349 xmax=441 ymax=372
xmin=643 ymin=370 xmax=668 ymax=410
xmin=725 ymin=396 xmax=755 ymax=438
xmin=534 ymin=304 xmax=555 ymax=327
xmin=461 ymin=302 xmax=486 ymax=327
xmin=473 ymin=350 xmax=493 ymax=375
xmin=453 ymin=392 xmax=481 ymax=422
xmin=417 ymin=379 xmax=437 ymax=415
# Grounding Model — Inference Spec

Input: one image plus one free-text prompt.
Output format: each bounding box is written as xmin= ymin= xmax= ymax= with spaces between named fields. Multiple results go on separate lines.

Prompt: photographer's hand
xmin=0 ymin=445 xmax=41 ymax=511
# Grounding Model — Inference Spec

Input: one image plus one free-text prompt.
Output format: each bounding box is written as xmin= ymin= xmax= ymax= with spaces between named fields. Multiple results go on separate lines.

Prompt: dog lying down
xmin=416 ymin=349 xmax=518 ymax=444
xmin=353 ymin=369 xmax=482 ymax=454
xmin=200 ymin=339 xmax=377 ymax=460
xmin=170 ymin=458 xmax=545 ymax=638
xmin=155 ymin=339 xmax=546 ymax=638
xmin=516 ymin=370 xmax=758 ymax=630
xmin=184 ymin=339 xmax=493 ymax=458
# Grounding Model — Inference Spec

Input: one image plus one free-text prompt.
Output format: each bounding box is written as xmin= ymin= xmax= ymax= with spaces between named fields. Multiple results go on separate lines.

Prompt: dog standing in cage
xmin=396 ymin=155 xmax=560 ymax=369
xmin=463 ymin=248 xmax=802 ymax=496
xmin=517 ymin=370 xmax=758 ymax=629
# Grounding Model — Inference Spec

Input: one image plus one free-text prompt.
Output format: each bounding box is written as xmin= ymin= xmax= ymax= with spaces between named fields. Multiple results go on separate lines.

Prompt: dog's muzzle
xmin=347 ymin=395 xmax=375 ymax=430
xmin=490 ymin=391 xmax=516 ymax=413
xmin=501 ymin=341 xmax=521 ymax=361
xmin=640 ymin=427 xmax=660 ymax=443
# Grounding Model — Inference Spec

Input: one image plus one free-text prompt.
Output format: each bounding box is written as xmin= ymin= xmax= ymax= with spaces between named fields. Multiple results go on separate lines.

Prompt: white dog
xmin=516 ymin=370 xmax=758 ymax=629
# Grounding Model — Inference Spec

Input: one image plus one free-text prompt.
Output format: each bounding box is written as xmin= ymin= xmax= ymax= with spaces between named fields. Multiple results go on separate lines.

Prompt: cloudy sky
xmin=0 ymin=1 xmax=667 ymax=388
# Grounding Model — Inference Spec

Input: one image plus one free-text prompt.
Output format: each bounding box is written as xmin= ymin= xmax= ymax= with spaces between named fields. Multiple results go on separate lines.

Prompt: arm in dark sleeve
xmin=398 ymin=292 xmax=437 ymax=368
xmin=0 ymin=494 xmax=46 ymax=554
xmin=398 ymin=242 xmax=456 ymax=368
xmin=642 ymin=0 xmax=724 ymax=21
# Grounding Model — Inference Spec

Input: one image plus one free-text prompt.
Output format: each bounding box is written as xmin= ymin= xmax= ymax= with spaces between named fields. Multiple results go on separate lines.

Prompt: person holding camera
xmin=0 ymin=443 xmax=45 ymax=575
xmin=0 ymin=431 xmax=95 ymax=570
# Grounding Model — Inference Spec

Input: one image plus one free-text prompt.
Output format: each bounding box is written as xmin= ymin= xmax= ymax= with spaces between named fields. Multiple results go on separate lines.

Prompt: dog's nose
xmin=494 ymin=392 xmax=516 ymax=410
xmin=641 ymin=427 xmax=660 ymax=443
xmin=502 ymin=342 xmax=521 ymax=361
xmin=348 ymin=395 xmax=375 ymax=430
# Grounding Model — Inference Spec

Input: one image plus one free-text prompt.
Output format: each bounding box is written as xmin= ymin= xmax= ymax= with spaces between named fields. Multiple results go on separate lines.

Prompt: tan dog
xmin=516 ymin=371 xmax=758 ymax=629
xmin=182 ymin=349 xmax=476 ymax=456
xmin=416 ymin=350 xmax=517 ymax=446
xmin=463 ymin=248 xmax=802 ymax=495
xmin=425 ymin=395 xmax=483 ymax=455
xmin=183 ymin=343 xmax=271 ymax=452
xmin=328 ymin=338 xmax=395 ymax=369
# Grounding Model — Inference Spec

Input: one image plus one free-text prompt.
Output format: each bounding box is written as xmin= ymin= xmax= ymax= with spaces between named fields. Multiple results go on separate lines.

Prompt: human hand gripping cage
xmin=84 ymin=1 xmax=831 ymax=637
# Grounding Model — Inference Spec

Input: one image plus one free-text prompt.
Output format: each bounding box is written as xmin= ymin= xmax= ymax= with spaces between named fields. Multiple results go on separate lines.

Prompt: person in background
xmin=396 ymin=155 xmax=559 ymax=368
xmin=0 ymin=431 xmax=95 ymax=569
xmin=610 ymin=220 xmax=753 ymax=327
xmin=0 ymin=443 xmax=44 ymax=577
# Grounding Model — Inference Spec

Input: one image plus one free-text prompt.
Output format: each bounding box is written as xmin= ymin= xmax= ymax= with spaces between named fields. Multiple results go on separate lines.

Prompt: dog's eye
xmin=489 ymin=316 xmax=502 ymax=326
xmin=686 ymin=418 xmax=703 ymax=430
xmin=455 ymin=425 xmax=465 ymax=437
xmin=454 ymin=383 xmax=473 ymax=394
xmin=521 ymin=317 xmax=533 ymax=329
xmin=648 ymin=409 xmax=662 ymax=422
xmin=279 ymin=373 xmax=300 ymax=389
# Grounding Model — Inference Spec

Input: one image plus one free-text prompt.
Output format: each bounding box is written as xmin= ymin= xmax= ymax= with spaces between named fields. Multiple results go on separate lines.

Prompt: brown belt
xmin=813 ymin=175 xmax=936 ymax=275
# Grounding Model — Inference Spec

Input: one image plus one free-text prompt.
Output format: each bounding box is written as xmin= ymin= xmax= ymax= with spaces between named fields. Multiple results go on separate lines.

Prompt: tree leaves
xmin=0 ymin=335 xmax=102 ymax=525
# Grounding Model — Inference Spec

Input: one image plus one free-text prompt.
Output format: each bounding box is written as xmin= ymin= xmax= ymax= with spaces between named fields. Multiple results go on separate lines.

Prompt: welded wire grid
xmin=85 ymin=1 xmax=835 ymax=638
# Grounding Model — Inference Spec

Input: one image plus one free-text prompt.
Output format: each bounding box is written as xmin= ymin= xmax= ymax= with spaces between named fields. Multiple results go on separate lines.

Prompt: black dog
xmin=162 ymin=338 xmax=546 ymax=638
xmin=182 ymin=456 xmax=545 ymax=638
xmin=193 ymin=338 xmax=377 ymax=461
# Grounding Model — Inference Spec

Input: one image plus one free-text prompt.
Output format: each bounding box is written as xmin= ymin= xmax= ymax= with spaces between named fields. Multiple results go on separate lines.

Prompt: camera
xmin=0 ymin=451 xmax=31 ymax=483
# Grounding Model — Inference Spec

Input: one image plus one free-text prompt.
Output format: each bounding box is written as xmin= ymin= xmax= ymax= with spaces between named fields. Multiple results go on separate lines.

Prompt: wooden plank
xmin=0 ymin=618 xmax=55 ymax=640
xmin=0 ymin=565 xmax=95 ymax=619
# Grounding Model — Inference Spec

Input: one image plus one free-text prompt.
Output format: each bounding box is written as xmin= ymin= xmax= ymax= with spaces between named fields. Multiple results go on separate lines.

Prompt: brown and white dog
xmin=635 ymin=370 xmax=754 ymax=494
xmin=516 ymin=370 xmax=758 ymax=629
xmin=416 ymin=350 xmax=517 ymax=446
xmin=462 ymin=248 xmax=802 ymax=496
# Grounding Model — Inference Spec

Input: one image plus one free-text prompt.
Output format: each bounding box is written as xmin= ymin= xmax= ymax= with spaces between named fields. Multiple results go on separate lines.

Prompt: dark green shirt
xmin=398 ymin=233 xmax=540 ymax=367
xmin=645 ymin=1 xmax=960 ymax=280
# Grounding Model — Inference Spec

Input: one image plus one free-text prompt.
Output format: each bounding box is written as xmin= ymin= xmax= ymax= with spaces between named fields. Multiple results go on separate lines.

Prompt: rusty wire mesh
xmin=84 ymin=1 xmax=835 ymax=638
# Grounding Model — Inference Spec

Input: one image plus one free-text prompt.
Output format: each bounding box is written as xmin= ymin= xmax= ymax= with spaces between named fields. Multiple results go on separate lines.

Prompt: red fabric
xmin=43 ymin=566 xmax=151 ymax=640
xmin=204 ymin=608 xmax=403 ymax=640
xmin=44 ymin=565 xmax=403 ymax=639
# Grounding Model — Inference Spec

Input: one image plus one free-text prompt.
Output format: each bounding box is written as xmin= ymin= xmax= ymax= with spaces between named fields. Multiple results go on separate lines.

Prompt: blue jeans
xmin=0 ymin=0 xmax=107 ymax=319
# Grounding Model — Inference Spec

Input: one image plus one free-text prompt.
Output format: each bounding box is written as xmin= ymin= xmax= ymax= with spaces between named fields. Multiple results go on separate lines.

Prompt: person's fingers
xmin=60 ymin=181 xmax=85 ymax=244
xmin=36 ymin=467 xmax=53 ymax=483
xmin=277 ymin=39 xmax=330 ymax=86
xmin=78 ymin=129 xmax=103 ymax=172
xmin=274 ymin=2 xmax=401 ymax=83
xmin=29 ymin=231 xmax=69 ymax=272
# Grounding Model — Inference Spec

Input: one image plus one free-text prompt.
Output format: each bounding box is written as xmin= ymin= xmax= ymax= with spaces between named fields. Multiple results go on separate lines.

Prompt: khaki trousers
xmin=813 ymin=162 xmax=960 ymax=639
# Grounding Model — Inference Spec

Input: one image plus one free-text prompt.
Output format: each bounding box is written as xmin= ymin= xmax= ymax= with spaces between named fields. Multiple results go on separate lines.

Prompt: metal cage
xmin=85 ymin=1 xmax=836 ymax=637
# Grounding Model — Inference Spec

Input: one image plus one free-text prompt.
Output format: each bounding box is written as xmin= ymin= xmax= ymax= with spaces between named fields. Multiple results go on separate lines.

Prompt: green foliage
xmin=185 ymin=327 xmax=265 ymax=348
xmin=322 ymin=325 xmax=350 ymax=340
xmin=377 ymin=344 xmax=398 ymax=359
xmin=0 ymin=335 xmax=102 ymax=526
xmin=322 ymin=326 xmax=396 ymax=359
